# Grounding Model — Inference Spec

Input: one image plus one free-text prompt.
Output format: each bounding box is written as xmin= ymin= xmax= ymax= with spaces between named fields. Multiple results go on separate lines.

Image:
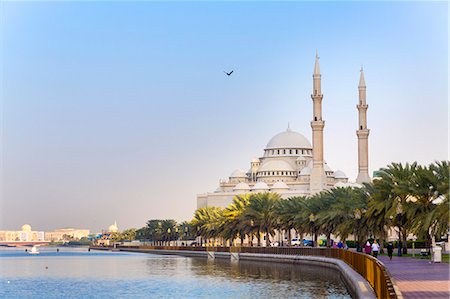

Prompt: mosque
xmin=197 ymin=53 xmax=370 ymax=209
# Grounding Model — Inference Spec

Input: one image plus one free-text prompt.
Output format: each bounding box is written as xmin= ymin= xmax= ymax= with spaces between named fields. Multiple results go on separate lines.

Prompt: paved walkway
xmin=378 ymin=255 xmax=449 ymax=298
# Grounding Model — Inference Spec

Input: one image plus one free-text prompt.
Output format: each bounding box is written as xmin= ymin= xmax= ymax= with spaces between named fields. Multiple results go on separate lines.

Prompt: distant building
xmin=96 ymin=221 xmax=119 ymax=246
xmin=44 ymin=228 xmax=90 ymax=242
xmin=0 ymin=224 xmax=45 ymax=242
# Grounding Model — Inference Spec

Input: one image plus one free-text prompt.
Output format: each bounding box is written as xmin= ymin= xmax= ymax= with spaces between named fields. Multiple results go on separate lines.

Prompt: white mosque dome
xmin=300 ymin=167 xmax=311 ymax=176
xmin=334 ymin=170 xmax=348 ymax=179
xmin=234 ymin=182 xmax=251 ymax=191
xmin=251 ymin=158 xmax=260 ymax=163
xmin=229 ymin=169 xmax=247 ymax=178
xmin=253 ymin=181 xmax=269 ymax=191
xmin=271 ymin=181 xmax=289 ymax=190
xmin=259 ymin=160 xmax=295 ymax=172
xmin=108 ymin=222 xmax=119 ymax=233
xmin=21 ymin=224 xmax=31 ymax=232
xmin=266 ymin=128 xmax=312 ymax=150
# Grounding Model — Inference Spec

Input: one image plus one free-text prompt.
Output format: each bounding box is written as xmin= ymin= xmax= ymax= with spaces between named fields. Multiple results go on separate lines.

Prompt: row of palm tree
xmin=191 ymin=161 xmax=449 ymax=250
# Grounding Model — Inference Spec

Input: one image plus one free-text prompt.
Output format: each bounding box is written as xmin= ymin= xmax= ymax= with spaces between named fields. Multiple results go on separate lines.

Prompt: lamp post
xmin=167 ymin=228 xmax=171 ymax=247
xmin=396 ymin=203 xmax=403 ymax=256
xmin=309 ymin=213 xmax=316 ymax=247
xmin=184 ymin=226 xmax=189 ymax=246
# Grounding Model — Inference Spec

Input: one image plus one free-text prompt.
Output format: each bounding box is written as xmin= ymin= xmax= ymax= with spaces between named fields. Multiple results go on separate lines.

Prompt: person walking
xmin=372 ymin=240 xmax=380 ymax=258
xmin=387 ymin=242 xmax=394 ymax=260
xmin=364 ymin=241 xmax=372 ymax=255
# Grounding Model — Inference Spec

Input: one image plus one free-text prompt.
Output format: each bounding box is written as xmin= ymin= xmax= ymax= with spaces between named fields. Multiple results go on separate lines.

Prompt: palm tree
xmin=407 ymin=162 xmax=447 ymax=249
xmin=222 ymin=194 xmax=251 ymax=246
xmin=292 ymin=195 xmax=321 ymax=247
xmin=276 ymin=196 xmax=308 ymax=246
xmin=364 ymin=179 xmax=394 ymax=252
xmin=192 ymin=206 xmax=224 ymax=245
xmin=315 ymin=187 xmax=367 ymax=248
xmin=244 ymin=192 xmax=280 ymax=246
xmin=376 ymin=162 xmax=417 ymax=253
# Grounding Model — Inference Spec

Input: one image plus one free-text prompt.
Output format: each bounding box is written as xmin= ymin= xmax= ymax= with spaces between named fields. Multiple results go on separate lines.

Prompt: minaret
xmin=356 ymin=67 xmax=371 ymax=184
xmin=309 ymin=52 xmax=327 ymax=193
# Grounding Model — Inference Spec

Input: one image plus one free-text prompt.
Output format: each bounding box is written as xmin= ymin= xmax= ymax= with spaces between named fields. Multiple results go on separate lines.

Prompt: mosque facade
xmin=197 ymin=53 xmax=370 ymax=209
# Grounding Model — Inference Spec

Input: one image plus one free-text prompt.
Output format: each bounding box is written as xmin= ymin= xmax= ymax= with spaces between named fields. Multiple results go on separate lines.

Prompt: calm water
xmin=0 ymin=247 xmax=351 ymax=298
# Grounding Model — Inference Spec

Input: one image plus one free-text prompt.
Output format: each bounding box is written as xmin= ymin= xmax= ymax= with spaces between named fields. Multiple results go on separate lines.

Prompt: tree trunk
xmin=266 ymin=230 xmax=270 ymax=247
xmin=287 ymin=229 xmax=292 ymax=247
xmin=402 ymin=227 xmax=408 ymax=254
xmin=257 ymin=229 xmax=261 ymax=247
xmin=326 ymin=232 xmax=331 ymax=248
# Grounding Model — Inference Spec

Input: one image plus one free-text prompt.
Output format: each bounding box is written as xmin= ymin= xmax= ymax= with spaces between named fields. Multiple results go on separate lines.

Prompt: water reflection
xmin=1 ymin=248 xmax=350 ymax=299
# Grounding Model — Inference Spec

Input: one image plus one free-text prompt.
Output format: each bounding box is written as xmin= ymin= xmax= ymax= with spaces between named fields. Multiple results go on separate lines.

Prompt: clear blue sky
xmin=1 ymin=1 xmax=448 ymax=232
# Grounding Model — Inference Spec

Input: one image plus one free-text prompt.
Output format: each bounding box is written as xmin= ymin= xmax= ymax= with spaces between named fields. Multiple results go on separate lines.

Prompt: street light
xmin=309 ymin=213 xmax=316 ymax=247
xmin=167 ymin=228 xmax=171 ymax=247
xmin=184 ymin=226 xmax=189 ymax=246
xmin=396 ymin=203 xmax=403 ymax=256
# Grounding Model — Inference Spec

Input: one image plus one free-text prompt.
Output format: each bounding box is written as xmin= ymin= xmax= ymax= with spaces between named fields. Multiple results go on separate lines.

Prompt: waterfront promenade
xmin=378 ymin=255 xmax=450 ymax=299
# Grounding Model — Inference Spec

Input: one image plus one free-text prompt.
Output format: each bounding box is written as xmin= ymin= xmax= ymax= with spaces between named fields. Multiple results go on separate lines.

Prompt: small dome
xmin=334 ymin=170 xmax=348 ymax=179
xmin=21 ymin=224 xmax=31 ymax=232
xmin=233 ymin=182 xmax=251 ymax=191
xmin=266 ymin=129 xmax=312 ymax=150
xmin=271 ymin=181 xmax=289 ymax=190
xmin=300 ymin=167 xmax=311 ymax=176
xmin=251 ymin=158 xmax=260 ymax=163
xmin=229 ymin=169 xmax=247 ymax=178
xmin=253 ymin=181 xmax=269 ymax=191
xmin=258 ymin=160 xmax=295 ymax=172
xmin=297 ymin=156 xmax=306 ymax=161
xmin=108 ymin=221 xmax=118 ymax=233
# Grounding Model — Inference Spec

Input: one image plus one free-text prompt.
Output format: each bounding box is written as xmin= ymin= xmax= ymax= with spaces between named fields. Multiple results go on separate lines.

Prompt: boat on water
xmin=29 ymin=246 xmax=40 ymax=254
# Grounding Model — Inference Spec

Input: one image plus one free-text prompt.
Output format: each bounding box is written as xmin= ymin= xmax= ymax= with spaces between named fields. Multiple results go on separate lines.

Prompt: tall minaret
xmin=356 ymin=67 xmax=371 ymax=184
xmin=310 ymin=52 xmax=327 ymax=193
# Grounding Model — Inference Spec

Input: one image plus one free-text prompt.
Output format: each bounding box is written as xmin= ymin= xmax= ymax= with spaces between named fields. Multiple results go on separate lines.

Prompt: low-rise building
xmin=45 ymin=228 xmax=90 ymax=242
xmin=0 ymin=224 xmax=45 ymax=242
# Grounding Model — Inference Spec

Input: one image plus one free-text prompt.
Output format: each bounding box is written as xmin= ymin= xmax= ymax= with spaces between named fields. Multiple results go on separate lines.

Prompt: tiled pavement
xmin=378 ymin=255 xmax=450 ymax=298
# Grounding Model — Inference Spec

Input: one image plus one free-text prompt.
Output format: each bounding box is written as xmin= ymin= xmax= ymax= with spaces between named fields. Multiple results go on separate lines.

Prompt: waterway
xmin=0 ymin=247 xmax=351 ymax=298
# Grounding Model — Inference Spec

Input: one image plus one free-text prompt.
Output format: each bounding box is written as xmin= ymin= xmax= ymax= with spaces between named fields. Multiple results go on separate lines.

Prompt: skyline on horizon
xmin=1 ymin=1 xmax=448 ymax=232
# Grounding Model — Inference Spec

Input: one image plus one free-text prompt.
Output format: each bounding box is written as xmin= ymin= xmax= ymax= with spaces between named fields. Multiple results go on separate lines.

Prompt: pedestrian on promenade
xmin=364 ymin=241 xmax=372 ymax=255
xmin=387 ymin=242 xmax=394 ymax=260
xmin=372 ymin=240 xmax=380 ymax=258
xmin=337 ymin=241 xmax=344 ymax=249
